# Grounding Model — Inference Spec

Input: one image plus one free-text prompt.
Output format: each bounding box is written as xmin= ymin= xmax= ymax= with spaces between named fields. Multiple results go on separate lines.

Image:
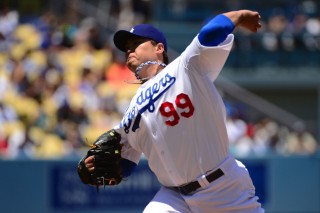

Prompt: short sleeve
xmin=181 ymin=34 xmax=234 ymax=81
xmin=114 ymin=127 xmax=142 ymax=164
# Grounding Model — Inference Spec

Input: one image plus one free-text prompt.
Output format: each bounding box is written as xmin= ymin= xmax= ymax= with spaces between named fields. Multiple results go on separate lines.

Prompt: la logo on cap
xmin=130 ymin=28 xmax=134 ymax=33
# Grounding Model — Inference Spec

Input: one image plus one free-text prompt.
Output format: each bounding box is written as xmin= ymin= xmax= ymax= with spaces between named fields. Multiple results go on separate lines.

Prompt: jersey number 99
xmin=159 ymin=93 xmax=194 ymax=126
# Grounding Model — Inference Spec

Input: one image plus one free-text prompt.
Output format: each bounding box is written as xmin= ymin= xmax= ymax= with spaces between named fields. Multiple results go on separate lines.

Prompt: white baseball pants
xmin=143 ymin=155 xmax=264 ymax=213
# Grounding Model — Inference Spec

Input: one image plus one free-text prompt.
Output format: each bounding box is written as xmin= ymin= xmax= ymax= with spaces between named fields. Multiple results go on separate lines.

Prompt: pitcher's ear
xmin=156 ymin=42 xmax=165 ymax=53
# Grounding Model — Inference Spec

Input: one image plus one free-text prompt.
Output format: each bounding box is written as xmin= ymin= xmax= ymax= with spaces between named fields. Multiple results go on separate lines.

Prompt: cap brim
xmin=113 ymin=30 xmax=146 ymax=52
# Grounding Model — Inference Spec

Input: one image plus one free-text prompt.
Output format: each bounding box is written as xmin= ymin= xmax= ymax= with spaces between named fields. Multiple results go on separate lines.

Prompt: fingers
xmin=84 ymin=156 xmax=95 ymax=172
xmin=257 ymin=13 xmax=262 ymax=28
xmin=244 ymin=11 xmax=262 ymax=32
xmin=256 ymin=12 xmax=262 ymax=29
xmin=252 ymin=21 xmax=262 ymax=32
xmin=249 ymin=11 xmax=261 ymax=30
xmin=84 ymin=155 xmax=94 ymax=163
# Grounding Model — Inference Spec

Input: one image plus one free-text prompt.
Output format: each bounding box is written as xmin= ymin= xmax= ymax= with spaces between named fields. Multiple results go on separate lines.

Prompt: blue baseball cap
xmin=113 ymin=24 xmax=167 ymax=52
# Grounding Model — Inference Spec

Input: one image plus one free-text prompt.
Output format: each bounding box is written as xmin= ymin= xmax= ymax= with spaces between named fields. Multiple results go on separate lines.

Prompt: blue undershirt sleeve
xmin=198 ymin=14 xmax=235 ymax=46
xmin=121 ymin=158 xmax=137 ymax=177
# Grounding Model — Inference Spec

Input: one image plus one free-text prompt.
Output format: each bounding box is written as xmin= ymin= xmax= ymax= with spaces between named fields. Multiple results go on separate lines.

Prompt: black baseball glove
xmin=77 ymin=129 xmax=122 ymax=189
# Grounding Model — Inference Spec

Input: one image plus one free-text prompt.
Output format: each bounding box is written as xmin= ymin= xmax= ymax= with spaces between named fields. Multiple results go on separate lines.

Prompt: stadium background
xmin=0 ymin=0 xmax=319 ymax=212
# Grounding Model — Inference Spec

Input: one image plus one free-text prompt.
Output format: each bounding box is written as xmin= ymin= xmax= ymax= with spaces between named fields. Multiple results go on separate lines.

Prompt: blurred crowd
xmin=0 ymin=6 xmax=141 ymax=159
xmin=0 ymin=1 xmax=319 ymax=160
xmin=225 ymin=102 xmax=318 ymax=157
xmin=233 ymin=1 xmax=320 ymax=53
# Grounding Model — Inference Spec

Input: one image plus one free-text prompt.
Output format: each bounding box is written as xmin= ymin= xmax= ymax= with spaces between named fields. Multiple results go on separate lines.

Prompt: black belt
xmin=173 ymin=168 xmax=224 ymax=195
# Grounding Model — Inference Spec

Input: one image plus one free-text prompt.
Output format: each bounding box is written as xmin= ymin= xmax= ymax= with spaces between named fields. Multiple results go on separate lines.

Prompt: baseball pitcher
xmin=79 ymin=9 xmax=264 ymax=213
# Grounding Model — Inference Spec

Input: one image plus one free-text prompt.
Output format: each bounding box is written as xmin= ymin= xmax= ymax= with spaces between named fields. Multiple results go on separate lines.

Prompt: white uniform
xmin=115 ymin=34 xmax=264 ymax=213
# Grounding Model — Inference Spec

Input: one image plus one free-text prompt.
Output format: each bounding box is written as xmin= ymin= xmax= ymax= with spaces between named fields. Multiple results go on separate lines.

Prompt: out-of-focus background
xmin=0 ymin=0 xmax=319 ymax=212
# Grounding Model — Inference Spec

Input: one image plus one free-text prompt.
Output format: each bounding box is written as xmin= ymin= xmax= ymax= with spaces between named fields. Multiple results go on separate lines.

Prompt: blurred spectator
xmin=115 ymin=0 xmax=151 ymax=30
xmin=285 ymin=122 xmax=318 ymax=155
xmin=0 ymin=5 xmax=18 ymax=38
xmin=105 ymin=49 xmax=137 ymax=88
xmin=32 ymin=11 xmax=57 ymax=49
xmin=262 ymin=10 xmax=291 ymax=51
xmin=304 ymin=16 xmax=320 ymax=50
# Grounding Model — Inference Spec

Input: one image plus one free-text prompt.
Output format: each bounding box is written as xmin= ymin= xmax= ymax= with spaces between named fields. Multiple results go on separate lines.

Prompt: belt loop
xmin=196 ymin=174 xmax=210 ymax=188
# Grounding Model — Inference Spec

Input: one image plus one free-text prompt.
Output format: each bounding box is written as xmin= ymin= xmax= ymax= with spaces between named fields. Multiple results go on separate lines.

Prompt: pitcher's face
xmin=125 ymin=38 xmax=162 ymax=72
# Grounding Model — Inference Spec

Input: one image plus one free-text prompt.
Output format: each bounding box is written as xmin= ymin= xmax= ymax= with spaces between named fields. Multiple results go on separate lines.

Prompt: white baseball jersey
xmin=116 ymin=34 xmax=234 ymax=187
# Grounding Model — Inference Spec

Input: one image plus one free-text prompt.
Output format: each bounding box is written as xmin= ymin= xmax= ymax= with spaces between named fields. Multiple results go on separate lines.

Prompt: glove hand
xmin=77 ymin=129 xmax=123 ymax=188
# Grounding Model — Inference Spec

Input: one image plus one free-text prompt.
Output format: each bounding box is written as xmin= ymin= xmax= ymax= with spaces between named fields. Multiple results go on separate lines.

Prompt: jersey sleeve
xmin=181 ymin=33 xmax=234 ymax=82
xmin=198 ymin=14 xmax=235 ymax=46
xmin=114 ymin=127 xmax=142 ymax=165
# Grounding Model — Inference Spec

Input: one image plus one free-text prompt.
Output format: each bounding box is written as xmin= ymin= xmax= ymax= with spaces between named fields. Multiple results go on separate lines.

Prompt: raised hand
xmin=224 ymin=10 xmax=262 ymax=32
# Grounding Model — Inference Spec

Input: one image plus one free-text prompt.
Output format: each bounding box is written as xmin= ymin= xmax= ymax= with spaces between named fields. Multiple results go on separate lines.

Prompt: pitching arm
xmin=198 ymin=10 xmax=261 ymax=47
